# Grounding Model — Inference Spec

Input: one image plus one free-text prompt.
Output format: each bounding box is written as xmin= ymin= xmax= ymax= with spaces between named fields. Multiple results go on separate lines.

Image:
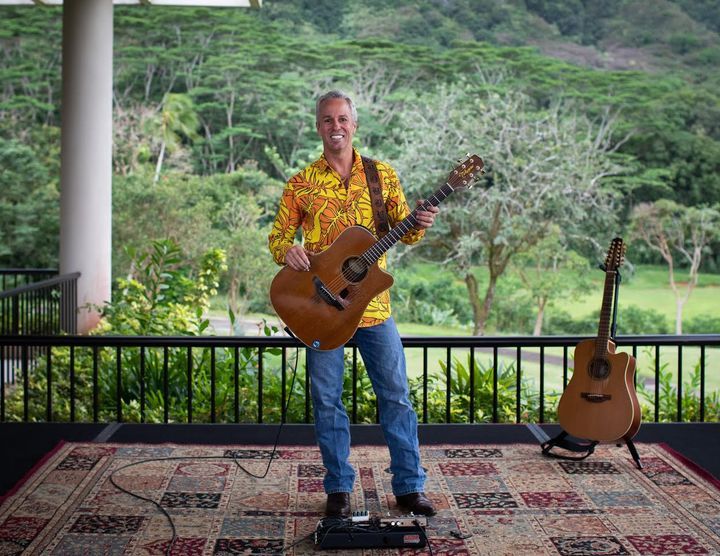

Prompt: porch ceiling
xmin=0 ymin=0 xmax=261 ymax=7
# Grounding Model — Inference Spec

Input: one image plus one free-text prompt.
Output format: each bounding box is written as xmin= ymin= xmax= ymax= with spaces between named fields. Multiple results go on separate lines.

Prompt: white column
xmin=59 ymin=0 xmax=113 ymax=333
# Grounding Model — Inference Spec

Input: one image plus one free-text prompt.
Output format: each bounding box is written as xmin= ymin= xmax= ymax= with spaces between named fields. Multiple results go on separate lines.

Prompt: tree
xmin=391 ymin=80 xmax=627 ymax=334
xmin=148 ymin=93 xmax=199 ymax=184
xmin=216 ymin=196 xmax=277 ymax=319
xmin=630 ymin=200 xmax=720 ymax=334
xmin=512 ymin=227 xmax=593 ymax=335
xmin=0 ymin=137 xmax=58 ymax=268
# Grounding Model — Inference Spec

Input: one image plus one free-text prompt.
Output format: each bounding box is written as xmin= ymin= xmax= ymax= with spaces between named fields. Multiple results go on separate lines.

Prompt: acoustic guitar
xmin=270 ymin=154 xmax=484 ymax=350
xmin=557 ymin=237 xmax=641 ymax=442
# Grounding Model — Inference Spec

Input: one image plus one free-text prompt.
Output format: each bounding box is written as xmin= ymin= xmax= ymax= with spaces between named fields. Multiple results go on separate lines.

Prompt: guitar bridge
xmin=581 ymin=392 xmax=612 ymax=403
xmin=313 ymin=276 xmax=348 ymax=311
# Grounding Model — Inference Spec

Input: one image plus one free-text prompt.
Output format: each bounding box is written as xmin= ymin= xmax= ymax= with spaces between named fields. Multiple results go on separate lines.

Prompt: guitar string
xmin=308 ymin=162 xmax=480 ymax=300
xmin=318 ymin=203 xmax=429 ymax=297
xmin=320 ymin=177 xmax=469 ymax=308
xmin=315 ymin=200 xmax=431 ymax=294
xmin=297 ymin=163 xmax=480 ymax=339
xmin=315 ymin=213 xmax=418 ymax=299
xmin=592 ymin=269 xmax=616 ymax=396
xmin=317 ymin=185 xmax=455 ymax=298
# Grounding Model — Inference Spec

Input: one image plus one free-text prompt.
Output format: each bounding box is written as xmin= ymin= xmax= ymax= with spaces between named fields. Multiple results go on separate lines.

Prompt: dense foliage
xmin=1 ymin=0 xmax=719 ymax=334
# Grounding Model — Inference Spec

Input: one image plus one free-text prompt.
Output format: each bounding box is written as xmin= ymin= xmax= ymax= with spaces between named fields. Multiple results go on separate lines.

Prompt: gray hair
xmin=315 ymin=90 xmax=358 ymax=124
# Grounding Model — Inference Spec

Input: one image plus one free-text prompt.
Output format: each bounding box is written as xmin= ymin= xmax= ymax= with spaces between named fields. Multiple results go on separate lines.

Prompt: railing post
xmin=12 ymin=296 xmax=19 ymax=335
xmin=59 ymin=275 xmax=79 ymax=334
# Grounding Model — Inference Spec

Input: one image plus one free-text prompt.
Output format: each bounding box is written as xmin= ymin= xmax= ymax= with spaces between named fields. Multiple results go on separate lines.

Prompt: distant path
xmin=484 ymin=347 xmax=565 ymax=367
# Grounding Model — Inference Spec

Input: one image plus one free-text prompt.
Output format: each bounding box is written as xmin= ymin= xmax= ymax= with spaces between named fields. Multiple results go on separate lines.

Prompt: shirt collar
xmin=317 ymin=147 xmax=363 ymax=177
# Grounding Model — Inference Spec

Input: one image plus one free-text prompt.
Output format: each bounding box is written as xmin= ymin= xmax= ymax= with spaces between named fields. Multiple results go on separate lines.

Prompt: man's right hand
xmin=284 ymin=245 xmax=312 ymax=272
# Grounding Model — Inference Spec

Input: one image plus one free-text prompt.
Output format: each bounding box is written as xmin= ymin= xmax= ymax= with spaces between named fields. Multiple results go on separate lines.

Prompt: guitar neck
xmin=361 ymin=182 xmax=456 ymax=264
xmin=595 ymin=270 xmax=616 ymax=357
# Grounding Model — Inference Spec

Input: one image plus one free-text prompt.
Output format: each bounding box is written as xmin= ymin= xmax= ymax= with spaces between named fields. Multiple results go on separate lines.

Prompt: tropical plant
xmin=409 ymin=354 xmax=553 ymax=423
xmin=101 ymin=239 xmax=225 ymax=336
xmin=635 ymin=348 xmax=720 ymax=422
xmin=148 ymin=93 xmax=200 ymax=184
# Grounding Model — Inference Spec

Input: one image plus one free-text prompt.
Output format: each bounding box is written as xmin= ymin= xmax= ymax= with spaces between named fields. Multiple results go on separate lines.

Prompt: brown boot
xmin=396 ymin=492 xmax=436 ymax=516
xmin=325 ymin=492 xmax=351 ymax=518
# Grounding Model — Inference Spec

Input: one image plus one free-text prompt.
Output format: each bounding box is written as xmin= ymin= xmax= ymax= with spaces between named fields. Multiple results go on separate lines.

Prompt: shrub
xmin=392 ymin=272 xmax=471 ymax=326
xmin=544 ymin=310 xmax=596 ymax=335
xmin=545 ymin=305 xmax=671 ymax=335
xmin=684 ymin=314 xmax=720 ymax=333
xmin=616 ymin=305 xmax=670 ymax=335
xmin=635 ymin=349 xmax=720 ymax=422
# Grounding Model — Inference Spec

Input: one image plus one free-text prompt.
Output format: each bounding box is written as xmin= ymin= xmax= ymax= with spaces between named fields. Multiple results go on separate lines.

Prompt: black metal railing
xmin=0 ymin=333 xmax=717 ymax=425
xmin=0 ymin=273 xmax=79 ymax=336
xmin=1 ymin=273 xmax=80 ymax=386
xmin=0 ymin=269 xmax=57 ymax=292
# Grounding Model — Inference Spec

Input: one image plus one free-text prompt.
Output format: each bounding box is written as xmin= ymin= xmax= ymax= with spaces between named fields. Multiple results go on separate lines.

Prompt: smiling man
xmin=268 ymin=90 xmax=439 ymax=518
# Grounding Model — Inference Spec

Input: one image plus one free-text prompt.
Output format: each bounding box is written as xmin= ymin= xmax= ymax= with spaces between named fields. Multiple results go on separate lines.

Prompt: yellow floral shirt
xmin=268 ymin=148 xmax=424 ymax=327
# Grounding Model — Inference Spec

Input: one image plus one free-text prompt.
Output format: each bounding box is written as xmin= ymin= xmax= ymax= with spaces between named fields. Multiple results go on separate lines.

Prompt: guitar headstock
xmin=447 ymin=154 xmax=485 ymax=190
xmin=604 ymin=237 xmax=626 ymax=272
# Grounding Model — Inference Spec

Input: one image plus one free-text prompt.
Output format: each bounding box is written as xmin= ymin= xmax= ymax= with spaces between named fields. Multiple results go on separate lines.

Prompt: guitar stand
xmin=538 ymin=262 xmax=643 ymax=470
xmin=618 ymin=436 xmax=643 ymax=470
xmin=540 ymin=430 xmax=642 ymax=470
xmin=540 ymin=430 xmax=598 ymax=461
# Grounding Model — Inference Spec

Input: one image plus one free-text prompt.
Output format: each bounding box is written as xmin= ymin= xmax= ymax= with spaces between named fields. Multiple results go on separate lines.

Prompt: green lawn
xmin=567 ymin=282 xmax=720 ymax=322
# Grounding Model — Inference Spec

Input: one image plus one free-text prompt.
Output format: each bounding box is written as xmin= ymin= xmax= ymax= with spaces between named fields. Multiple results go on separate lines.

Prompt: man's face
xmin=316 ymin=97 xmax=357 ymax=155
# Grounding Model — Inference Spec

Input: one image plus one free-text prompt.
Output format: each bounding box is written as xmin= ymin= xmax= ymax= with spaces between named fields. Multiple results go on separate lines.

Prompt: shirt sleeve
xmin=268 ymin=181 xmax=303 ymax=266
xmin=384 ymin=165 xmax=425 ymax=245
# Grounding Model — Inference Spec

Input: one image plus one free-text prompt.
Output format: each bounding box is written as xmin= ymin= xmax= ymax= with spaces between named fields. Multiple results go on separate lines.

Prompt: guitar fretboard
xmin=595 ymin=269 xmax=616 ymax=358
xmin=361 ymin=182 xmax=456 ymax=264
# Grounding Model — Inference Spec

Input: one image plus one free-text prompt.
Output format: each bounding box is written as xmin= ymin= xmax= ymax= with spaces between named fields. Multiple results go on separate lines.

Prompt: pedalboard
xmin=315 ymin=513 xmax=428 ymax=549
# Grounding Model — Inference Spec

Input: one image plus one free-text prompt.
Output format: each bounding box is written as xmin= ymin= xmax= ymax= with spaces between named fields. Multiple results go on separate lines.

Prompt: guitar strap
xmin=361 ymin=156 xmax=390 ymax=239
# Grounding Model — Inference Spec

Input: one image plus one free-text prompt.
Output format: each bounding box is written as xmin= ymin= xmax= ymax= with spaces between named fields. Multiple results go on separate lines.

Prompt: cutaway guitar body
xmin=270 ymin=226 xmax=393 ymax=351
xmin=558 ymin=338 xmax=639 ymax=442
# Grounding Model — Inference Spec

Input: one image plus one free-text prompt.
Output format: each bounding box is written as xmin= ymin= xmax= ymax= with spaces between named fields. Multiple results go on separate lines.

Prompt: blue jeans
xmin=307 ymin=317 xmax=426 ymax=496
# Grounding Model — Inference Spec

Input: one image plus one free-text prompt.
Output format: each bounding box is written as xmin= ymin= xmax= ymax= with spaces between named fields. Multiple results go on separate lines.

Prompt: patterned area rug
xmin=1 ymin=442 xmax=719 ymax=555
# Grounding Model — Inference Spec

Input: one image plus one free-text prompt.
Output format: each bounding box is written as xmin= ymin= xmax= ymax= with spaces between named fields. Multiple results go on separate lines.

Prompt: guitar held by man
xmin=557 ymin=237 xmax=641 ymax=442
xmin=270 ymin=154 xmax=484 ymax=351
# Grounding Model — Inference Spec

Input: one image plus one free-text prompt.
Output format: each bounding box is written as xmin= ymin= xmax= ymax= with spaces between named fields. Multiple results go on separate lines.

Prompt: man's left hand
xmin=415 ymin=200 xmax=439 ymax=229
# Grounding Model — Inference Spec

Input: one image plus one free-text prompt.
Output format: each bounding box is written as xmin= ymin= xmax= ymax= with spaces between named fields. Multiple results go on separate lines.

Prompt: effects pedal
xmin=315 ymin=514 xmax=428 ymax=549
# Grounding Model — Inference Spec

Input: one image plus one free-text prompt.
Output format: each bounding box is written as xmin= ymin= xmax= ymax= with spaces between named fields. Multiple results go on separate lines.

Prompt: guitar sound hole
xmin=587 ymin=358 xmax=610 ymax=379
xmin=342 ymin=257 xmax=368 ymax=283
